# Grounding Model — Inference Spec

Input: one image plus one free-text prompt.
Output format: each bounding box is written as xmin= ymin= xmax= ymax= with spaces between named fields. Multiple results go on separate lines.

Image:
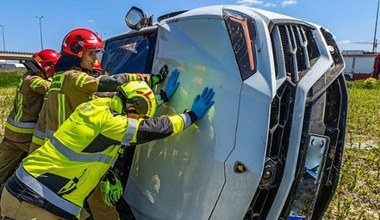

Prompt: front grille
xmin=244 ymin=25 xmax=347 ymax=220
xmin=278 ymin=28 xmax=347 ymax=219
xmin=274 ymin=24 xmax=320 ymax=83
xmin=244 ymin=82 xmax=295 ymax=220
xmin=244 ymin=23 xmax=321 ymax=220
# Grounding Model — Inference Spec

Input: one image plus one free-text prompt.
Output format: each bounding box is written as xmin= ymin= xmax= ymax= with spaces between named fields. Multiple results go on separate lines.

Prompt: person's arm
xmin=97 ymin=73 xmax=151 ymax=92
xmin=98 ymin=65 xmax=169 ymax=92
xmin=29 ymin=75 xmax=51 ymax=95
xmin=127 ymin=87 xmax=215 ymax=145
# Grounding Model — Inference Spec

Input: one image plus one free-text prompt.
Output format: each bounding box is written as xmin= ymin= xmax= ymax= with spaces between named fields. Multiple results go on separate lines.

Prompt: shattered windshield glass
xmin=102 ymin=32 xmax=157 ymax=75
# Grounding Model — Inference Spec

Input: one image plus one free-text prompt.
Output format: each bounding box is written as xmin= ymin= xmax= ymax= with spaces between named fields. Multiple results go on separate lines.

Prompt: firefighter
xmin=29 ymin=28 xmax=167 ymax=153
xmin=1 ymin=80 xmax=215 ymax=220
xmin=0 ymin=49 xmax=60 ymax=216
xmin=0 ymin=49 xmax=60 ymax=185
xmin=43 ymin=27 xmax=166 ymax=142
xmin=28 ymin=58 xmax=116 ymax=153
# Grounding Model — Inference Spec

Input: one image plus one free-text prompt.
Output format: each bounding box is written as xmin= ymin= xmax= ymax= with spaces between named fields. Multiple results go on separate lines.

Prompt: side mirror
xmin=125 ymin=6 xmax=152 ymax=30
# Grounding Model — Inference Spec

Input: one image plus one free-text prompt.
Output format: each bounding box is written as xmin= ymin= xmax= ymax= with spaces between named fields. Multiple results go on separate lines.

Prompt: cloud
xmin=236 ymin=0 xmax=264 ymax=6
xmin=264 ymin=3 xmax=277 ymax=7
xmin=338 ymin=40 xmax=351 ymax=44
xmin=87 ymin=19 xmax=94 ymax=23
xmin=282 ymin=0 xmax=297 ymax=7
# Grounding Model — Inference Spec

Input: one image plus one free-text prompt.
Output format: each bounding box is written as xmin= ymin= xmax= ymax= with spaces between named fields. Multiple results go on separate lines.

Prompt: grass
xmin=0 ymin=71 xmax=22 ymax=139
xmin=325 ymin=79 xmax=380 ymax=219
xmin=0 ymin=71 xmax=23 ymax=87
xmin=0 ymin=71 xmax=379 ymax=218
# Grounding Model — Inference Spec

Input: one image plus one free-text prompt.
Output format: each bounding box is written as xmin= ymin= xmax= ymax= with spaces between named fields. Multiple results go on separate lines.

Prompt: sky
xmin=0 ymin=0 xmax=378 ymax=53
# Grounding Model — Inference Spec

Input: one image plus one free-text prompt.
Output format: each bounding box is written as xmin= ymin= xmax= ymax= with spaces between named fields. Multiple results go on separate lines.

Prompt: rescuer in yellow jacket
xmin=29 ymin=28 xmax=169 ymax=220
xmin=1 ymin=80 xmax=215 ymax=220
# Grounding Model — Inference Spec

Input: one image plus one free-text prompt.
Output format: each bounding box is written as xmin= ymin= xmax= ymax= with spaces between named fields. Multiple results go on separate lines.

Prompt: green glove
xmin=152 ymin=64 xmax=169 ymax=85
xmin=110 ymin=178 xmax=123 ymax=203
xmin=100 ymin=179 xmax=113 ymax=206
xmin=100 ymin=170 xmax=124 ymax=206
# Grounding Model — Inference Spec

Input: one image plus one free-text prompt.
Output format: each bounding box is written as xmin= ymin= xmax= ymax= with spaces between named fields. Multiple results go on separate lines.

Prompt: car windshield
xmin=102 ymin=32 xmax=157 ymax=75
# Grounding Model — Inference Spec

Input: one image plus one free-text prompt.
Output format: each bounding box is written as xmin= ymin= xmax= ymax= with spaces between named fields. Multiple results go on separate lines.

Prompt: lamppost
xmin=36 ymin=16 xmax=44 ymax=50
xmin=0 ymin=24 xmax=6 ymax=51
xmin=373 ymin=0 xmax=380 ymax=52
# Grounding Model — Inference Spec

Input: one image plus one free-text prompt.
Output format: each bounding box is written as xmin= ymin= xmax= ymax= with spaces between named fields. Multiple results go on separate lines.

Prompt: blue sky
xmin=0 ymin=0 xmax=378 ymax=53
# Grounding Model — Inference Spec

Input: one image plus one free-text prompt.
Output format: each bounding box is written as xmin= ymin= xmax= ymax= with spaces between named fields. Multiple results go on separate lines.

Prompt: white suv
xmin=102 ymin=5 xmax=348 ymax=220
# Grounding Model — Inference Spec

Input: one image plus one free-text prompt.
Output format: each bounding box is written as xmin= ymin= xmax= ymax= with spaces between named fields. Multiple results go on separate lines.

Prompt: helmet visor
xmin=127 ymin=96 xmax=149 ymax=115
xmin=85 ymin=48 xmax=104 ymax=56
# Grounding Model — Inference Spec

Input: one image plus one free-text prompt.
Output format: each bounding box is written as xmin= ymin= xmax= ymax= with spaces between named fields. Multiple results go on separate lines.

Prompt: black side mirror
xmin=125 ymin=6 xmax=152 ymax=30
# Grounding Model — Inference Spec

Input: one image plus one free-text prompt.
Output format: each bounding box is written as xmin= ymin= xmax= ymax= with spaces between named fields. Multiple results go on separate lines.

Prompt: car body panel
xmin=102 ymin=5 xmax=347 ymax=220
xmin=124 ymin=14 xmax=245 ymax=220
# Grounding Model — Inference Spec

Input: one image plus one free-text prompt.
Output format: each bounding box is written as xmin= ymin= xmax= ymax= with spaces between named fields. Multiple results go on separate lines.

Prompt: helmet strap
xmin=111 ymin=95 xmax=125 ymax=115
xmin=112 ymin=90 xmax=132 ymax=115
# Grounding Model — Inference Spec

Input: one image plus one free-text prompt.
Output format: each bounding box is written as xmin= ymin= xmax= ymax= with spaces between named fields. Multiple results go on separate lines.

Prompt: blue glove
xmin=165 ymin=69 xmax=180 ymax=98
xmin=191 ymin=87 xmax=215 ymax=120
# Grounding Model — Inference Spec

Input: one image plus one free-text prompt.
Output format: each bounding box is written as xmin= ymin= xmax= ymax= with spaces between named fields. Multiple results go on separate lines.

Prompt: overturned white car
xmin=101 ymin=5 xmax=348 ymax=220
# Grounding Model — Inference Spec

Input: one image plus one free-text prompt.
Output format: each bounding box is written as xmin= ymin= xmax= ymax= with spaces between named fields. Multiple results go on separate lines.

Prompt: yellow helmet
xmin=116 ymin=81 xmax=157 ymax=117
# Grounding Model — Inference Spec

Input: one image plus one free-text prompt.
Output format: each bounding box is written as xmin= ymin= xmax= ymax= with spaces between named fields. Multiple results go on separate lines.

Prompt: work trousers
xmin=0 ymin=139 xmax=29 ymax=218
xmin=1 ymin=188 xmax=91 ymax=220
xmin=87 ymin=185 xmax=119 ymax=220
xmin=0 ymin=139 xmax=29 ymax=184
xmin=1 ymin=187 xmax=62 ymax=220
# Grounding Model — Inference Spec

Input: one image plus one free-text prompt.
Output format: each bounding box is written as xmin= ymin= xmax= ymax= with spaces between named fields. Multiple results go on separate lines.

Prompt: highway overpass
xmin=0 ymin=51 xmax=33 ymax=61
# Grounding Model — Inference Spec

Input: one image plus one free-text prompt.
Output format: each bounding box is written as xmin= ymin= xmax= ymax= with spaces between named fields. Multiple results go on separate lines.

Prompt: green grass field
xmin=325 ymin=79 xmax=380 ymax=219
xmin=0 ymin=71 xmax=22 ymax=140
xmin=0 ymin=71 xmax=379 ymax=218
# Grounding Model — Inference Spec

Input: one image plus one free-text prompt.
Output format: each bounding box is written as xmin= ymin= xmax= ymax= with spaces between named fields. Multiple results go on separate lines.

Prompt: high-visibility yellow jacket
xmin=8 ymin=97 xmax=196 ymax=219
xmin=4 ymin=70 xmax=50 ymax=143
xmin=45 ymin=67 xmax=152 ymax=139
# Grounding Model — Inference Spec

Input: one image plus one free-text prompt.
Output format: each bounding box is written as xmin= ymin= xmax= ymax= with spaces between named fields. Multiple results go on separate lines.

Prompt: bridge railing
xmin=0 ymin=51 xmax=33 ymax=61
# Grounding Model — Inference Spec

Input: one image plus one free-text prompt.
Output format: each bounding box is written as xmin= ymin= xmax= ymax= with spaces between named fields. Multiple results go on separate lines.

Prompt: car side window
xmin=102 ymin=32 xmax=157 ymax=75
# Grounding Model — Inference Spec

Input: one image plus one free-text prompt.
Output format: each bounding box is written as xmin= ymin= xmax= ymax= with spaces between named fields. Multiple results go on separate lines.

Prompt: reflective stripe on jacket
xmin=4 ymin=70 xmax=50 ymax=142
xmin=5 ymin=117 xmax=36 ymax=134
xmin=15 ymin=166 xmax=82 ymax=217
xmin=21 ymin=97 xmax=192 ymax=217
xmin=45 ymin=69 xmax=154 ymax=135
xmin=45 ymin=70 xmax=99 ymax=133
xmin=30 ymin=97 xmax=48 ymax=151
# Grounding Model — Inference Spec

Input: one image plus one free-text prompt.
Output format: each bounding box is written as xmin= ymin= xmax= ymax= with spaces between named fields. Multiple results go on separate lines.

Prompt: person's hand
xmin=165 ymin=69 xmax=180 ymax=98
xmin=100 ymin=179 xmax=113 ymax=206
xmin=191 ymin=87 xmax=215 ymax=120
xmin=100 ymin=170 xmax=123 ymax=206
xmin=109 ymin=178 xmax=123 ymax=204
xmin=152 ymin=64 xmax=169 ymax=85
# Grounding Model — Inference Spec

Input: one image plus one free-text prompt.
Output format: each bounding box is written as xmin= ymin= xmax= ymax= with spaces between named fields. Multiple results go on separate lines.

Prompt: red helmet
xmin=33 ymin=49 xmax=61 ymax=78
xmin=61 ymin=28 xmax=104 ymax=58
